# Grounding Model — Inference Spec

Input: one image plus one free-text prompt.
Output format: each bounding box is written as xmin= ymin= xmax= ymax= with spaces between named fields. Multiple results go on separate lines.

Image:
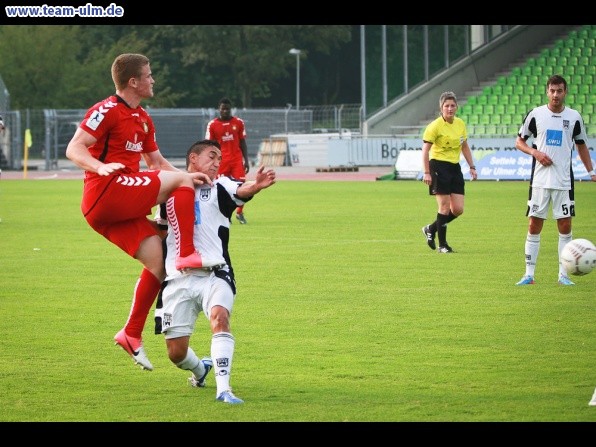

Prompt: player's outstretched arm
xmin=236 ymin=166 xmax=276 ymax=199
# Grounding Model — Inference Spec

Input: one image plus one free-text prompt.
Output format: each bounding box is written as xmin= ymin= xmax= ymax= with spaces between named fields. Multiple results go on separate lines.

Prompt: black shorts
xmin=428 ymin=159 xmax=465 ymax=196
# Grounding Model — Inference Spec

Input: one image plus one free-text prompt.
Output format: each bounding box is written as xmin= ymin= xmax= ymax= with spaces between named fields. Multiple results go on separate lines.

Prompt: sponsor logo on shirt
xmin=126 ymin=133 xmax=143 ymax=152
xmin=221 ymin=132 xmax=234 ymax=142
xmin=546 ymin=129 xmax=562 ymax=146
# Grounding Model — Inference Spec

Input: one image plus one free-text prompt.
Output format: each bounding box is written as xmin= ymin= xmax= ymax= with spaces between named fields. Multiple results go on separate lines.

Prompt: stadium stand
xmin=457 ymin=24 xmax=594 ymax=137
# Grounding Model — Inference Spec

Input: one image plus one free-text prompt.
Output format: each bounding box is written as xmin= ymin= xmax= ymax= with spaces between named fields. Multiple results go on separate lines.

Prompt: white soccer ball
xmin=561 ymin=238 xmax=596 ymax=276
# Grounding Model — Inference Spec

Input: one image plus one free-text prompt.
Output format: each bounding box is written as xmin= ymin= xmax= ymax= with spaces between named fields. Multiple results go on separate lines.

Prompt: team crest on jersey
xmin=162 ymin=313 xmax=172 ymax=330
xmin=563 ymin=120 xmax=569 ymax=130
xmin=199 ymin=188 xmax=211 ymax=201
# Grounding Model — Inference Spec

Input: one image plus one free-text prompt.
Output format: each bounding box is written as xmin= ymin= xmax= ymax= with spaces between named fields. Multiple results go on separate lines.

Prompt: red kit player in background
xmin=66 ymin=53 xmax=219 ymax=371
xmin=205 ymin=98 xmax=251 ymax=224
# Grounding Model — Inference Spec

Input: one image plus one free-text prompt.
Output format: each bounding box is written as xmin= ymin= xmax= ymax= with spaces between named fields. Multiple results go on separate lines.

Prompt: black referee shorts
xmin=428 ymin=159 xmax=465 ymax=196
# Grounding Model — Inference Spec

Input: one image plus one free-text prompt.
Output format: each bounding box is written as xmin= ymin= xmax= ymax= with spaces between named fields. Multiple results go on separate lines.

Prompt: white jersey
xmin=518 ymin=104 xmax=588 ymax=190
xmin=156 ymin=176 xmax=250 ymax=281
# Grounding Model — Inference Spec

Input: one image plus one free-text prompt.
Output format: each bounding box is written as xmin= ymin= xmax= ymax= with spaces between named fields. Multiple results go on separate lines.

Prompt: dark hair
xmin=219 ymin=97 xmax=232 ymax=107
xmin=186 ymin=139 xmax=221 ymax=168
xmin=547 ymin=74 xmax=567 ymax=91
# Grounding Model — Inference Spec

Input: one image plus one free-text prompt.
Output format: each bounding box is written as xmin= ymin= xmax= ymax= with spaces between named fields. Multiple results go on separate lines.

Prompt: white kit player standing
xmin=514 ymin=74 xmax=595 ymax=286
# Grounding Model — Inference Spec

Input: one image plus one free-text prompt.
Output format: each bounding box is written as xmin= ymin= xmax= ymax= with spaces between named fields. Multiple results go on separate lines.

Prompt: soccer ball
xmin=560 ymin=238 xmax=596 ymax=276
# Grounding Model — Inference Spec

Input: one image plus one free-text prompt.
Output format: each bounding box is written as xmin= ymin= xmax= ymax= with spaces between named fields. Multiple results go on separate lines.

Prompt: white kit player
xmin=514 ymin=74 xmax=595 ymax=286
xmin=154 ymin=139 xmax=276 ymax=404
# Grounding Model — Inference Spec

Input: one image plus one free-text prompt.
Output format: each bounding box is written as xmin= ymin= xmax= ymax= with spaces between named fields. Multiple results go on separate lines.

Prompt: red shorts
xmin=218 ymin=156 xmax=245 ymax=181
xmin=81 ymin=171 xmax=162 ymax=257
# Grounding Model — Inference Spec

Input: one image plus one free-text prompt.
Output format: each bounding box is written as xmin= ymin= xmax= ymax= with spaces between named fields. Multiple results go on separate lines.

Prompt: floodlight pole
xmin=289 ymin=48 xmax=301 ymax=110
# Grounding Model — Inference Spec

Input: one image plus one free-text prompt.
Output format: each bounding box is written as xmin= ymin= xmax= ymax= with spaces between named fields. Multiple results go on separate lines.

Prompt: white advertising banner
xmin=326 ymin=137 xmax=595 ymax=181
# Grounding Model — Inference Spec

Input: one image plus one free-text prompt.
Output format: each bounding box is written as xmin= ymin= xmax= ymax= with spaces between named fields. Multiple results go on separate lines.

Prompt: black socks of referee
xmin=436 ymin=212 xmax=457 ymax=247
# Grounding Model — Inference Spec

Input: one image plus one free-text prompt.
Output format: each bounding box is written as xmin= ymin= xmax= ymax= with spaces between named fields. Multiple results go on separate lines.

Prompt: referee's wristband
xmin=588 ymin=170 xmax=596 ymax=176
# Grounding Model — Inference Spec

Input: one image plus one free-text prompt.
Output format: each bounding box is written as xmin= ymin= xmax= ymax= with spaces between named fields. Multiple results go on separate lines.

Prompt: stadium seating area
xmin=458 ymin=25 xmax=595 ymax=137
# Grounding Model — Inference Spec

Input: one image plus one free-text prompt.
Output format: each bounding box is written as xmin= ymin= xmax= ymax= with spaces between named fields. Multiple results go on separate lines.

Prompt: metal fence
xmin=0 ymin=104 xmax=362 ymax=170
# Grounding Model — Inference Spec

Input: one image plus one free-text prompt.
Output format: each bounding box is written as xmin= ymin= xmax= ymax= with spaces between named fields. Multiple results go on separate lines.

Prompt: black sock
xmin=446 ymin=211 xmax=458 ymax=224
xmin=436 ymin=213 xmax=449 ymax=246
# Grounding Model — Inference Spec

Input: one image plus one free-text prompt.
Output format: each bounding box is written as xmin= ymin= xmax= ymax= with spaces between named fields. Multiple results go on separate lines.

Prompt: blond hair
xmin=111 ymin=53 xmax=150 ymax=91
xmin=439 ymin=91 xmax=458 ymax=109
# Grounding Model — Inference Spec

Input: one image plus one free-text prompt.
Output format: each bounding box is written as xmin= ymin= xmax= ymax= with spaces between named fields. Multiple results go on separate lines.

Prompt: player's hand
xmin=244 ymin=160 xmax=250 ymax=174
xmin=254 ymin=165 xmax=276 ymax=188
xmin=97 ymin=162 xmax=125 ymax=176
xmin=189 ymin=171 xmax=213 ymax=186
xmin=536 ymin=152 xmax=553 ymax=166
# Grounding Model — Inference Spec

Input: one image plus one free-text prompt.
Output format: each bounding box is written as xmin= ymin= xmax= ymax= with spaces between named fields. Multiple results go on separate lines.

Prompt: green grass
xmin=0 ymin=178 xmax=595 ymax=422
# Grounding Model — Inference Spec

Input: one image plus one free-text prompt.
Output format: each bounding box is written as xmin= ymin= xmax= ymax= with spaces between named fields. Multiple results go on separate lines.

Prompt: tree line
xmin=0 ymin=25 xmax=360 ymax=110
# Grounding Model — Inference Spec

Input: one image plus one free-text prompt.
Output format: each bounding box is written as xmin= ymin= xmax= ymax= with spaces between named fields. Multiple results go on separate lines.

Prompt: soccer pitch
xmin=0 ymin=179 xmax=594 ymax=422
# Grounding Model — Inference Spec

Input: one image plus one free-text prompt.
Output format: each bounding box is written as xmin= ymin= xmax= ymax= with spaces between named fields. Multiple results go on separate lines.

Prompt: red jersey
xmin=205 ymin=116 xmax=246 ymax=166
xmin=79 ymin=95 xmax=159 ymax=179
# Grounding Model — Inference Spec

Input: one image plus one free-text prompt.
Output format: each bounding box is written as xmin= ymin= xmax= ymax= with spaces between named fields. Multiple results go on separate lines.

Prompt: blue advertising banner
xmin=459 ymin=138 xmax=595 ymax=181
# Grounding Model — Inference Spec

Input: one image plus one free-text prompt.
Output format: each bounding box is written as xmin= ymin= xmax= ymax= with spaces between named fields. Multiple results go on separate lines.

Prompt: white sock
xmin=175 ymin=347 xmax=205 ymax=379
xmin=212 ymin=332 xmax=235 ymax=395
xmin=558 ymin=232 xmax=572 ymax=277
xmin=525 ymin=233 xmax=540 ymax=277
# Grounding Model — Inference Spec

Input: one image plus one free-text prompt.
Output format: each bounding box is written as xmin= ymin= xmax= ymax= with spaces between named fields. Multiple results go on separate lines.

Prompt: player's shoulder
xmin=422 ymin=116 xmax=439 ymax=138
xmin=562 ymin=105 xmax=582 ymax=118
xmin=426 ymin=115 xmax=444 ymax=130
xmin=453 ymin=116 xmax=466 ymax=126
xmin=216 ymin=175 xmax=243 ymax=191
xmin=525 ymin=104 xmax=547 ymax=120
xmin=87 ymin=95 xmax=117 ymax=111
xmin=86 ymin=96 xmax=130 ymax=120
xmin=425 ymin=115 xmax=439 ymax=126
xmin=216 ymin=175 xmax=241 ymax=184
xmin=137 ymin=105 xmax=152 ymax=117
